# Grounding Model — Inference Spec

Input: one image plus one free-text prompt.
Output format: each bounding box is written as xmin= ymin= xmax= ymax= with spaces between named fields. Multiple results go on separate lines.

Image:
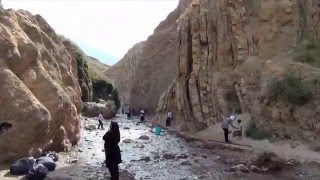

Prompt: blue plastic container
xmin=155 ymin=126 xmax=161 ymax=136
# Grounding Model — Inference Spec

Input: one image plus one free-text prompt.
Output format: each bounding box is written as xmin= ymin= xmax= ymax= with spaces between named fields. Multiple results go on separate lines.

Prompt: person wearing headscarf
xmin=103 ymin=121 xmax=122 ymax=180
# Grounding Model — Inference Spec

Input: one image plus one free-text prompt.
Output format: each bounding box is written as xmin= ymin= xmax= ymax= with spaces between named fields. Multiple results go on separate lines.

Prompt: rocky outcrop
xmin=105 ymin=0 xmax=192 ymax=114
xmin=158 ymin=0 xmax=320 ymax=141
xmin=0 ymin=9 xmax=84 ymax=162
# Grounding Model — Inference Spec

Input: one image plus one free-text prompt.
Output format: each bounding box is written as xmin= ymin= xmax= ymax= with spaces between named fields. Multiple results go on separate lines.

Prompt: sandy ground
xmin=1 ymin=115 xmax=320 ymax=180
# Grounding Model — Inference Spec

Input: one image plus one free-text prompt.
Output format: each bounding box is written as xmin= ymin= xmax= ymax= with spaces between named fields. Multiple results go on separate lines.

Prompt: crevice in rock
xmin=0 ymin=122 xmax=12 ymax=134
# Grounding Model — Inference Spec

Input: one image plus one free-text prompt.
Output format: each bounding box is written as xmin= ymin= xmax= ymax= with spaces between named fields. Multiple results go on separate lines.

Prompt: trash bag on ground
xmin=36 ymin=156 xmax=56 ymax=171
xmin=10 ymin=157 xmax=36 ymax=175
xmin=26 ymin=164 xmax=48 ymax=180
xmin=45 ymin=152 xmax=58 ymax=162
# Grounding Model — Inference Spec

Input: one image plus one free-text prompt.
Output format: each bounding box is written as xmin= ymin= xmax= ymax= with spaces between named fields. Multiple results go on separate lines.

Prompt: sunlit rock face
xmin=158 ymin=0 xmax=320 ymax=141
xmin=0 ymin=9 xmax=84 ymax=162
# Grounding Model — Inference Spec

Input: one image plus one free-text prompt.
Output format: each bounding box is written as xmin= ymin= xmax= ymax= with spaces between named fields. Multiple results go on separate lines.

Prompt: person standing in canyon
xmin=140 ymin=109 xmax=145 ymax=122
xmin=221 ymin=115 xmax=238 ymax=143
xmin=97 ymin=114 xmax=104 ymax=129
xmin=103 ymin=121 xmax=122 ymax=180
xmin=166 ymin=111 xmax=173 ymax=126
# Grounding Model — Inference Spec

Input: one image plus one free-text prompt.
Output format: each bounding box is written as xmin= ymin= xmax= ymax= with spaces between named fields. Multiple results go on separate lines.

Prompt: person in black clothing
xmin=103 ymin=121 xmax=122 ymax=180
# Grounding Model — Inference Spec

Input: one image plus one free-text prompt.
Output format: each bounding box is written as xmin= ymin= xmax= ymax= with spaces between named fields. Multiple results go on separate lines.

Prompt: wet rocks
xmin=122 ymin=139 xmax=134 ymax=143
xmin=138 ymin=135 xmax=150 ymax=140
xmin=163 ymin=154 xmax=175 ymax=160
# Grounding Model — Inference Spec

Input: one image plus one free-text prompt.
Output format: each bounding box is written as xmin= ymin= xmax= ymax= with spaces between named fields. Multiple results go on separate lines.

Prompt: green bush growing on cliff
xmin=92 ymin=79 xmax=121 ymax=109
xmin=294 ymin=39 xmax=320 ymax=66
xmin=269 ymin=72 xmax=313 ymax=105
xmin=75 ymin=52 xmax=93 ymax=102
xmin=245 ymin=122 xmax=267 ymax=140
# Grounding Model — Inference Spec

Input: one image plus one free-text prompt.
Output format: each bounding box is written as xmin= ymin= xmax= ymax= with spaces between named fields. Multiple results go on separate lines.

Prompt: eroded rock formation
xmin=158 ymin=0 xmax=320 ymax=141
xmin=0 ymin=9 xmax=84 ymax=162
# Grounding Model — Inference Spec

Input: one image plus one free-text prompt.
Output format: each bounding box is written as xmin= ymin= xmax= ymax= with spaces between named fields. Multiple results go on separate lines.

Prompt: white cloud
xmin=3 ymin=0 xmax=179 ymax=64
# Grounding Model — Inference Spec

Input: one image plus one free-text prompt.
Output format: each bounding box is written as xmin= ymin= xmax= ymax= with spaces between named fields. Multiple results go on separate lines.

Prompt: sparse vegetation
xmin=76 ymin=51 xmax=93 ymax=102
xmin=245 ymin=122 xmax=267 ymax=140
xmin=269 ymin=72 xmax=313 ymax=105
xmin=224 ymin=88 xmax=242 ymax=114
xmin=294 ymin=39 xmax=320 ymax=66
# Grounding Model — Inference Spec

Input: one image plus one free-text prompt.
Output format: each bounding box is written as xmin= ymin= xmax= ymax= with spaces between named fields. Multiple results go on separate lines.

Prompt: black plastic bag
xmin=10 ymin=157 xmax=36 ymax=175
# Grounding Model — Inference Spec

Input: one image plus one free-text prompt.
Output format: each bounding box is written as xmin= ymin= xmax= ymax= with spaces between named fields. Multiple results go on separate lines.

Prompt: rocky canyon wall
xmin=158 ymin=0 xmax=320 ymax=141
xmin=105 ymin=0 xmax=192 ymax=114
xmin=0 ymin=9 xmax=84 ymax=162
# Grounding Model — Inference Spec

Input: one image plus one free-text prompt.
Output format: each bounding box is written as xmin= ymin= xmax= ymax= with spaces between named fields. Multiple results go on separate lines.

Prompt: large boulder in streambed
xmin=82 ymin=101 xmax=116 ymax=119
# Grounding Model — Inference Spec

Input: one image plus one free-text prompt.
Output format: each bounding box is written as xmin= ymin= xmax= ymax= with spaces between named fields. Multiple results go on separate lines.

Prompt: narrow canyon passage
xmin=45 ymin=116 xmax=320 ymax=180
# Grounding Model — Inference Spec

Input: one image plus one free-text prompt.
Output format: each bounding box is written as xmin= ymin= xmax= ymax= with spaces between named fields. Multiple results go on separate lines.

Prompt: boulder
xmin=0 ymin=9 xmax=82 ymax=163
xmin=82 ymin=101 xmax=117 ymax=119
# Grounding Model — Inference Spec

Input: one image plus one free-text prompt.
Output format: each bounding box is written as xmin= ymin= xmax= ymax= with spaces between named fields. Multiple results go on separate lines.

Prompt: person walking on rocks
xmin=140 ymin=110 xmax=145 ymax=122
xmin=103 ymin=121 xmax=122 ymax=180
xmin=221 ymin=115 xmax=238 ymax=143
xmin=166 ymin=111 xmax=173 ymax=126
xmin=97 ymin=114 xmax=104 ymax=129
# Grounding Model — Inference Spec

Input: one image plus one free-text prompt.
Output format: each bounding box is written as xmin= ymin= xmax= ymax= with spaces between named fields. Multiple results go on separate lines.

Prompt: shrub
xmin=245 ymin=122 xmax=267 ymax=140
xmin=269 ymin=72 xmax=313 ymax=105
xmin=294 ymin=40 xmax=320 ymax=66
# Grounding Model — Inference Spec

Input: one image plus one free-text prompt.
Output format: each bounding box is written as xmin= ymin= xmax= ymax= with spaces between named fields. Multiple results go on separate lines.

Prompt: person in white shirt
xmin=97 ymin=114 xmax=104 ymax=129
xmin=221 ymin=115 xmax=238 ymax=143
xmin=166 ymin=111 xmax=173 ymax=126
xmin=140 ymin=110 xmax=145 ymax=122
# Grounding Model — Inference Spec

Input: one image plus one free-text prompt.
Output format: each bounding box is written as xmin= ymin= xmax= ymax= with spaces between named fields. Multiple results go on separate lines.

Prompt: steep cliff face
xmin=158 ymin=0 xmax=320 ymax=141
xmin=105 ymin=42 xmax=145 ymax=111
xmin=105 ymin=0 xmax=192 ymax=113
xmin=0 ymin=9 xmax=84 ymax=162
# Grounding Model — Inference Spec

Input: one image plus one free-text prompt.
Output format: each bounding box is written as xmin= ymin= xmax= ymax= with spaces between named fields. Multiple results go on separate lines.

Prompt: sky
xmin=2 ymin=0 xmax=179 ymax=65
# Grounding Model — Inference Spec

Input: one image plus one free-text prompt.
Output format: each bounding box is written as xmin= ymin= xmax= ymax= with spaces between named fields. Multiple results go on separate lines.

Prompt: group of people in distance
xmin=98 ymin=111 xmax=241 ymax=180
